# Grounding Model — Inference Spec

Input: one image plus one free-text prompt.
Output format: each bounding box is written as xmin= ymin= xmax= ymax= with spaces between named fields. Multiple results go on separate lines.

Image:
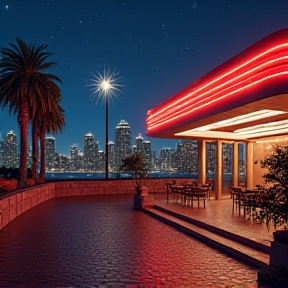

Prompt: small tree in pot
xmin=120 ymin=152 xmax=148 ymax=195
xmin=262 ymin=144 xmax=288 ymax=230
xmin=257 ymin=144 xmax=288 ymax=287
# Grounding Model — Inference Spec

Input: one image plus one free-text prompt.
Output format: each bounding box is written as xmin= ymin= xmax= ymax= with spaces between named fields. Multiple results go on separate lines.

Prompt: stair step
xmin=153 ymin=204 xmax=270 ymax=254
xmin=144 ymin=207 xmax=269 ymax=269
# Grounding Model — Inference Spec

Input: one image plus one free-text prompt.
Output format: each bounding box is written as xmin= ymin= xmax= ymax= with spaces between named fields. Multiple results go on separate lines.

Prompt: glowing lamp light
xmin=89 ymin=69 xmax=122 ymax=105
xmin=101 ymin=80 xmax=111 ymax=92
xmin=88 ymin=68 xmax=122 ymax=180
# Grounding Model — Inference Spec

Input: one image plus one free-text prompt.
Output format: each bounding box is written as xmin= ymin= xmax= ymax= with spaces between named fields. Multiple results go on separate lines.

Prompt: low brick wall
xmin=0 ymin=183 xmax=55 ymax=231
xmin=0 ymin=178 xmax=190 ymax=231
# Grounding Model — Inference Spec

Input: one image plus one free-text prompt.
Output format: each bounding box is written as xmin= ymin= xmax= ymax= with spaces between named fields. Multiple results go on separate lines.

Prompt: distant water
xmin=45 ymin=172 xmax=199 ymax=181
xmin=45 ymin=172 xmax=236 ymax=192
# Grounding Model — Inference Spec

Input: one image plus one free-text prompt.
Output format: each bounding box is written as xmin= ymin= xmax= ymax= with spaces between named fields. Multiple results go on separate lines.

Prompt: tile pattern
xmin=0 ymin=194 xmax=258 ymax=287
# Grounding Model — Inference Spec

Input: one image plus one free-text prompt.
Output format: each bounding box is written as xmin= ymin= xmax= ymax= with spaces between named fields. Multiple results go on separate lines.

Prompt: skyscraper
xmin=115 ymin=120 xmax=131 ymax=171
xmin=2 ymin=131 xmax=18 ymax=168
xmin=45 ymin=136 xmax=56 ymax=171
xmin=0 ymin=138 xmax=4 ymax=167
xmin=143 ymin=140 xmax=152 ymax=172
xmin=84 ymin=132 xmax=98 ymax=172
xmin=134 ymin=133 xmax=144 ymax=153
xmin=132 ymin=133 xmax=152 ymax=172
xmin=108 ymin=142 xmax=115 ymax=172
xmin=98 ymin=150 xmax=104 ymax=172
xmin=175 ymin=140 xmax=198 ymax=174
xmin=70 ymin=145 xmax=83 ymax=171
xmin=159 ymin=148 xmax=174 ymax=172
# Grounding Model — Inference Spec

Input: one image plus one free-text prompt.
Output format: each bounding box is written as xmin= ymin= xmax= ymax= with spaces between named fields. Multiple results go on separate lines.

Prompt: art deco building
xmin=84 ymin=133 xmax=98 ymax=172
xmin=146 ymin=29 xmax=288 ymax=199
xmin=115 ymin=120 xmax=131 ymax=171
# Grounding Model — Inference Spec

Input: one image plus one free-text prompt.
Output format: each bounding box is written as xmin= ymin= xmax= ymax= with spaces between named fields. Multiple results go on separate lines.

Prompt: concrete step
xmin=144 ymin=206 xmax=269 ymax=269
xmin=153 ymin=204 xmax=271 ymax=253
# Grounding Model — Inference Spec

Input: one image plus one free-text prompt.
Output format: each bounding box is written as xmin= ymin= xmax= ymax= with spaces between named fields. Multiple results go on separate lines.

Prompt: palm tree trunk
xmin=31 ymin=119 xmax=39 ymax=183
xmin=18 ymin=100 xmax=29 ymax=187
xmin=39 ymin=122 xmax=46 ymax=184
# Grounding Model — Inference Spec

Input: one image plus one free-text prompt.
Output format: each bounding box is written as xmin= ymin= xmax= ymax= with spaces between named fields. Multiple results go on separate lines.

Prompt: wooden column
xmin=233 ymin=142 xmax=239 ymax=187
xmin=198 ymin=140 xmax=206 ymax=185
xmin=215 ymin=140 xmax=222 ymax=200
xmin=246 ymin=141 xmax=254 ymax=189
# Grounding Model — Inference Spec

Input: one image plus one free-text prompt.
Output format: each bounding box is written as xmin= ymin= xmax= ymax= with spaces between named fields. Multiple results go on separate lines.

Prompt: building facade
xmin=45 ymin=136 xmax=56 ymax=171
xmin=115 ymin=120 xmax=131 ymax=171
xmin=84 ymin=133 xmax=98 ymax=172
xmin=1 ymin=131 xmax=18 ymax=168
xmin=175 ymin=140 xmax=198 ymax=174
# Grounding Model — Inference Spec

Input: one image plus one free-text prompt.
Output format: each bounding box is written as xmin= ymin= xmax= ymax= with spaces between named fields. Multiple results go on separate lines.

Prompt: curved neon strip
xmin=147 ymin=43 xmax=288 ymax=122
xmin=147 ymin=56 xmax=288 ymax=126
xmin=147 ymin=71 xmax=288 ymax=130
xmin=148 ymin=65 xmax=288 ymax=128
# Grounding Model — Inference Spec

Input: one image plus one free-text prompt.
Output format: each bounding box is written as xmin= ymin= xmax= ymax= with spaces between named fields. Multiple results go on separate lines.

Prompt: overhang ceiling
xmin=146 ymin=28 xmax=288 ymax=142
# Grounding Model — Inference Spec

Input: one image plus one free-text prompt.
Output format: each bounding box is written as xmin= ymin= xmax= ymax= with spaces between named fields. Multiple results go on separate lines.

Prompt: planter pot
xmin=139 ymin=186 xmax=148 ymax=196
xmin=135 ymin=186 xmax=149 ymax=196
xmin=133 ymin=194 xmax=154 ymax=210
xmin=258 ymin=284 xmax=288 ymax=288
xmin=270 ymin=230 xmax=288 ymax=268
xmin=257 ymin=264 xmax=288 ymax=288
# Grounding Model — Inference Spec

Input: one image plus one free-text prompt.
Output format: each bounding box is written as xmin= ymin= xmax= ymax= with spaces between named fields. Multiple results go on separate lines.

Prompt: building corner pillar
xmin=198 ymin=140 xmax=206 ymax=185
xmin=215 ymin=140 xmax=222 ymax=200
xmin=246 ymin=141 xmax=254 ymax=190
xmin=233 ymin=142 xmax=239 ymax=187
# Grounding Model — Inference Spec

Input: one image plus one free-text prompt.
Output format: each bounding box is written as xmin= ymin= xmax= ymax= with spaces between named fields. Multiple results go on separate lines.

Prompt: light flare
xmin=88 ymin=68 xmax=122 ymax=106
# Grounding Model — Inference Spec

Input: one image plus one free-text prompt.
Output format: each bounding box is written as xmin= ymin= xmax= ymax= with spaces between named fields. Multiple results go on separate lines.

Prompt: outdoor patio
xmin=153 ymin=193 xmax=274 ymax=247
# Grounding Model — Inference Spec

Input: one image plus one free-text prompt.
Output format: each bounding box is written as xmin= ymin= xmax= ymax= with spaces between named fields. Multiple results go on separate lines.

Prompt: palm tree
xmin=38 ymin=103 xmax=65 ymax=184
xmin=0 ymin=38 xmax=62 ymax=186
xmin=30 ymin=83 xmax=63 ymax=183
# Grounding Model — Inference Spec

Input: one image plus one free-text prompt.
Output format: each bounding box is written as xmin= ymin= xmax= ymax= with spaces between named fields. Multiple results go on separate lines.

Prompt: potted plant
xmin=259 ymin=144 xmax=288 ymax=275
xmin=261 ymin=144 xmax=288 ymax=231
xmin=120 ymin=152 xmax=148 ymax=195
xmin=120 ymin=152 xmax=153 ymax=210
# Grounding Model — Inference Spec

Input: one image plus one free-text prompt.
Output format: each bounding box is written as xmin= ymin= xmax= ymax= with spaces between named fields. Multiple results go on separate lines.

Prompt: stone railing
xmin=0 ymin=178 xmax=190 ymax=231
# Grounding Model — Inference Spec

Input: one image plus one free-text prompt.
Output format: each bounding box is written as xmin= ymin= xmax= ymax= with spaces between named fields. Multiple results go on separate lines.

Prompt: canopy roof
xmin=146 ymin=28 xmax=288 ymax=141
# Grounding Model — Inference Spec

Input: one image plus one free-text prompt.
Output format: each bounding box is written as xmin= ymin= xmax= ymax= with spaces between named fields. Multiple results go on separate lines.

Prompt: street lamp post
xmin=100 ymin=79 xmax=111 ymax=180
xmin=105 ymin=89 xmax=109 ymax=180
xmin=88 ymin=69 xmax=122 ymax=181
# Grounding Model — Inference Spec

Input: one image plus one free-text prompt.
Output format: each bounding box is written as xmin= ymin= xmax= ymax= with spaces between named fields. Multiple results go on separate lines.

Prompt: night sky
xmin=1 ymin=0 xmax=288 ymax=155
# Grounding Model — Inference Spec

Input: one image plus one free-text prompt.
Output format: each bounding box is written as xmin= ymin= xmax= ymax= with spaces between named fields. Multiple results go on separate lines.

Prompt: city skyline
xmin=0 ymin=126 xmax=239 ymax=176
xmin=1 ymin=1 xmax=288 ymax=155
xmin=0 ymin=119 xmax=180 ymax=157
